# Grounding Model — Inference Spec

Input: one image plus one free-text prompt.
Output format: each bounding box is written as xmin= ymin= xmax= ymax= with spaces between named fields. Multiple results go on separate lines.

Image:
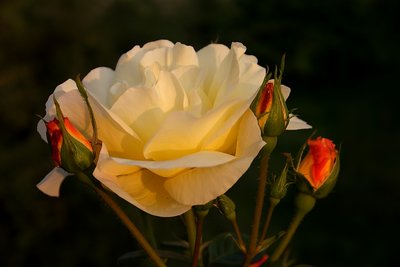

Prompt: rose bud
xmin=46 ymin=117 xmax=94 ymax=173
xmin=254 ymin=75 xmax=291 ymax=137
xmin=296 ymin=137 xmax=340 ymax=198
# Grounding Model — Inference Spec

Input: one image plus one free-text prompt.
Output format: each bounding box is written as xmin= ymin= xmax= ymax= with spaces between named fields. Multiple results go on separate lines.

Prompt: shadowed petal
xmin=37 ymin=167 xmax=70 ymax=197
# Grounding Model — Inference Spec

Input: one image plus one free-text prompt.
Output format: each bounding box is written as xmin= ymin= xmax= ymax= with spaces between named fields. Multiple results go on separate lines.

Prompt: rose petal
xmin=93 ymin=145 xmax=191 ymax=217
xmin=113 ymin=40 xmax=175 ymax=87
xmin=287 ymin=116 xmax=312 ymax=130
xmin=83 ymin=67 xmax=115 ymax=108
xmin=37 ymin=167 xmax=70 ymax=197
xmin=164 ymin=110 xmax=265 ymax=205
xmin=143 ymin=99 xmax=249 ymax=161
xmin=112 ymin=150 xmax=236 ymax=177
xmin=40 ymin=79 xmax=145 ymax=160
xmin=197 ymin=43 xmax=230 ymax=103
xmin=281 ymin=85 xmax=291 ymax=100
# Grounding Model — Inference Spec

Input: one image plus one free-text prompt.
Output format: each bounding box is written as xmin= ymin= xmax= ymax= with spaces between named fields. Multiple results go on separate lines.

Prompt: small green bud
xmin=216 ymin=195 xmax=236 ymax=221
xmin=193 ymin=200 xmax=214 ymax=218
xmin=269 ymin=158 xmax=291 ymax=200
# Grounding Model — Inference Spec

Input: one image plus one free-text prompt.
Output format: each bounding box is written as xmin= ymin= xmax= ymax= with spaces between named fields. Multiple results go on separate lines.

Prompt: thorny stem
xmin=243 ymin=152 xmax=270 ymax=266
xmin=191 ymin=216 xmax=205 ymax=267
xmin=258 ymin=197 xmax=279 ymax=246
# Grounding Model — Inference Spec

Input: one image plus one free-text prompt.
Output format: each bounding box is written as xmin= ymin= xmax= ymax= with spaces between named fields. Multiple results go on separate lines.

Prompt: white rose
xmin=37 ymin=40 xmax=308 ymax=217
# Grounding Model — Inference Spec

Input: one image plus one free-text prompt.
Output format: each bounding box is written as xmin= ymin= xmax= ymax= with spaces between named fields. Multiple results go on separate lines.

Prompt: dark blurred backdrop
xmin=1 ymin=0 xmax=399 ymax=266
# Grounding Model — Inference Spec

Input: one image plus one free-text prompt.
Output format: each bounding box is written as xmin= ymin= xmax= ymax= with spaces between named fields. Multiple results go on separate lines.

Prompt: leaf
xmin=205 ymin=233 xmax=245 ymax=266
xmin=257 ymin=231 xmax=285 ymax=253
xmin=117 ymin=248 xmax=191 ymax=266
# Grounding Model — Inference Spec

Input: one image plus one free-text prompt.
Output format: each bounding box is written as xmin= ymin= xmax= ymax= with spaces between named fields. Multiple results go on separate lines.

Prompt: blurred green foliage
xmin=1 ymin=0 xmax=399 ymax=266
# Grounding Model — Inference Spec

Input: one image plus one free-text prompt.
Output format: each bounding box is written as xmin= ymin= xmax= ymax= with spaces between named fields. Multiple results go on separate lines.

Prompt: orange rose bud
xmin=297 ymin=137 xmax=340 ymax=198
xmin=46 ymin=117 xmax=94 ymax=173
xmin=253 ymin=78 xmax=289 ymax=137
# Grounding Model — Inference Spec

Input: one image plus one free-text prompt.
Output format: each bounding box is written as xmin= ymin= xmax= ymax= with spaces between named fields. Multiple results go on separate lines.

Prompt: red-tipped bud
xmin=253 ymin=79 xmax=289 ymax=137
xmin=46 ymin=117 xmax=94 ymax=173
xmin=296 ymin=137 xmax=340 ymax=198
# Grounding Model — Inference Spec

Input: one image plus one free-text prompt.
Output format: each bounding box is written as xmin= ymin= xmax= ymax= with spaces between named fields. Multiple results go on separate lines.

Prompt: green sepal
xmin=269 ymin=155 xmax=293 ymax=200
xmin=75 ymin=75 xmax=99 ymax=150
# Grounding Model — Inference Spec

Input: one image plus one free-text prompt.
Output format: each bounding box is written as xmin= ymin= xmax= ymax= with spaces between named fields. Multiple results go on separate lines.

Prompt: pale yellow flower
xmin=38 ymin=40 xmax=266 ymax=216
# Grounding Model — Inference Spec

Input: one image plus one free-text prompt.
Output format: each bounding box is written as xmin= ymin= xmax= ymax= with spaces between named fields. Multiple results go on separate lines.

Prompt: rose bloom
xmin=38 ymin=40 xmax=310 ymax=216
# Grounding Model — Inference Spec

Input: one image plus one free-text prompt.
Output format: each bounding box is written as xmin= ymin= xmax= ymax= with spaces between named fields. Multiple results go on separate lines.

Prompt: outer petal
xmin=164 ymin=110 xmax=265 ymax=205
xmin=281 ymin=84 xmax=291 ymax=100
xmin=37 ymin=167 xmax=70 ymax=197
xmin=287 ymin=116 xmax=312 ymax=130
xmin=93 ymin=145 xmax=191 ymax=217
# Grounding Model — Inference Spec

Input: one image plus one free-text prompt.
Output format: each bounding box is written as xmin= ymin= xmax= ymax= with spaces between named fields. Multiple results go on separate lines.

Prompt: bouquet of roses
xmin=37 ymin=40 xmax=340 ymax=267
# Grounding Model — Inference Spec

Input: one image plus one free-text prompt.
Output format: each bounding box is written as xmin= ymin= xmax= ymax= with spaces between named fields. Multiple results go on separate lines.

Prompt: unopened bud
xmin=45 ymin=98 xmax=94 ymax=173
xmin=216 ymin=195 xmax=236 ymax=221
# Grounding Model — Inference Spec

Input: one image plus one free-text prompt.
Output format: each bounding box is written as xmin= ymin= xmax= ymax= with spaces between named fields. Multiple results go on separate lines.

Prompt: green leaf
xmin=205 ymin=233 xmax=244 ymax=266
xmin=117 ymin=248 xmax=191 ymax=266
xmin=257 ymin=231 xmax=285 ymax=253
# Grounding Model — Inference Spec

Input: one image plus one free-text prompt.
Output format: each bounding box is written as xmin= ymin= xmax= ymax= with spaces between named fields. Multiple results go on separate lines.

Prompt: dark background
xmin=1 ymin=0 xmax=399 ymax=266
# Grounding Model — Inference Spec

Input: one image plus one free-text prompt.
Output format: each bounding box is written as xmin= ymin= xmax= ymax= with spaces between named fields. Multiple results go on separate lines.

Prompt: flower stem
xmin=183 ymin=209 xmax=197 ymax=256
xmin=270 ymin=193 xmax=316 ymax=262
xmin=243 ymin=152 xmax=270 ymax=266
xmin=269 ymin=209 xmax=305 ymax=262
xmin=77 ymin=173 xmax=166 ymax=267
xmin=231 ymin=218 xmax=246 ymax=253
xmin=191 ymin=216 xmax=205 ymax=267
xmin=141 ymin=211 xmax=158 ymax=249
xmin=258 ymin=197 xmax=279 ymax=245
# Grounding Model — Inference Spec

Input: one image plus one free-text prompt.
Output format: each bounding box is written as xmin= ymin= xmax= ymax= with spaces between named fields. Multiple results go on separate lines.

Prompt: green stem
xmin=231 ymin=217 xmax=246 ymax=253
xmin=258 ymin=197 xmax=279 ymax=245
xmin=141 ymin=211 xmax=158 ymax=249
xmin=191 ymin=216 xmax=205 ymax=267
xmin=270 ymin=193 xmax=316 ymax=262
xmin=183 ymin=209 xmax=197 ymax=256
xmin=269 ymin=209 xmax=305 ymax=262
xmin=243 ymin=152 xmax=270 ymax=266
xmin=77 ymin=173 xmax=166 ymax=267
